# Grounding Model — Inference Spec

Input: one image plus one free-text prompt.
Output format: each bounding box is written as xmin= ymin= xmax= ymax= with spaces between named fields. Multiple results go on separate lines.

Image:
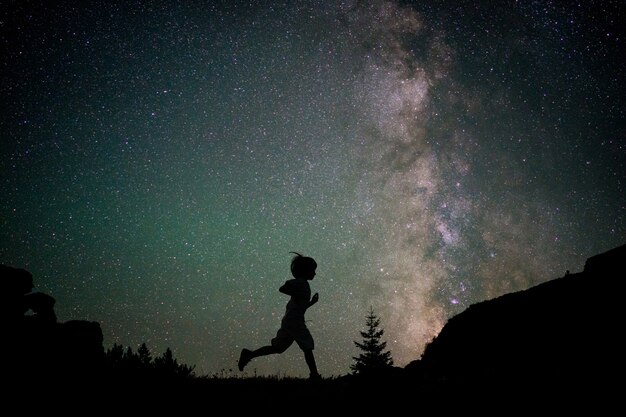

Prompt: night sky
xmin=2 ymin=1 xmax=624 ymax=377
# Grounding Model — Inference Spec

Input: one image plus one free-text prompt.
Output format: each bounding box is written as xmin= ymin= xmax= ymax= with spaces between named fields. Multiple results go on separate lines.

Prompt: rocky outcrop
xmin=2 ymin=264 xmax=104 ymax=383
xmin=410 ymin=244 xmax=624 ymax=391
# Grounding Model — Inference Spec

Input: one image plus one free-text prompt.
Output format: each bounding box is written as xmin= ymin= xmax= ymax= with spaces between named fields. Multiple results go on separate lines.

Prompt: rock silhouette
xmin=407 ymin=243 xmax=624 ymax=398
xmin=2 ymin=264 xmax=104 ymax=385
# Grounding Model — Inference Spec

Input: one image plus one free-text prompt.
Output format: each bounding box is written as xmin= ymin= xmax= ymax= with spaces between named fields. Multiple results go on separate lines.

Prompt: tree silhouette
xmin=104 ymin=343 xmax=195 ymax=378
xmin=138 ymin=342 xmax=152 ymax=368
xmin=351 ymin=307 xmax=393 ymax=374
xmin=154 ymin=347 xmax=195 ymax=377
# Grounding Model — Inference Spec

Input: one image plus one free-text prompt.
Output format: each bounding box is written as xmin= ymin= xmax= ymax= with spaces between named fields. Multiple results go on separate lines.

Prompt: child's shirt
xmin=280 ymin=278 xmax=311 ymax=323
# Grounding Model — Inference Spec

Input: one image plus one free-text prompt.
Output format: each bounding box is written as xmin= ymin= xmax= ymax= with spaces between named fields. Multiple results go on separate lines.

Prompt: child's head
xmin=290 ymin=252 xmax=317 ymax=280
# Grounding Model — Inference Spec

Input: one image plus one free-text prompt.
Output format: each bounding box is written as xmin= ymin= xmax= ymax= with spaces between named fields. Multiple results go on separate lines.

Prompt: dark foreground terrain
xmin=7 ymin=366 xmax=619 ymax=413
xmin=5 ymin=244 xmax=623 ymax=412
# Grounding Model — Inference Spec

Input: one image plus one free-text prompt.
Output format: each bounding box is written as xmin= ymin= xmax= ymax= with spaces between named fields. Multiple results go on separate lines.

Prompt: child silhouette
xmin=238 ymin=252 xmax=321 ymax=379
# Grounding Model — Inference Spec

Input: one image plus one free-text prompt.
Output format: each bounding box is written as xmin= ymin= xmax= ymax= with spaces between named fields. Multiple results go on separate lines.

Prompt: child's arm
xmin=279 ymin=281 xmax=294 ymax=295
xmin=308 ymin=292 xmax=319 ymax=308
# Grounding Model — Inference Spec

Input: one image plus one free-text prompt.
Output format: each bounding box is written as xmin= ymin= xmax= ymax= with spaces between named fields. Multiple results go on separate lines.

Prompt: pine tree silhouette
xmin=351 ymin=307 xmax=393 ymax=374
xmin=138 ymin=342 xmax=152 ymax=368
xmin=154 ymin=347 xmax=195 ymax=377
xmin=104 ymin=343 xmax=195 ymax=377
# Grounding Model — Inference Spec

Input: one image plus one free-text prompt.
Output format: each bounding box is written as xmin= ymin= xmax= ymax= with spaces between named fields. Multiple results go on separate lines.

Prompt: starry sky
xmin=2 ymin=0 xmax=624 ymax=377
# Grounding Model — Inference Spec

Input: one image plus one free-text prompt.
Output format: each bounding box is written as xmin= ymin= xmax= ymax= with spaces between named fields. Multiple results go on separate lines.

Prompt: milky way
xmin=2 ymin=1 xmax=624 ymax=377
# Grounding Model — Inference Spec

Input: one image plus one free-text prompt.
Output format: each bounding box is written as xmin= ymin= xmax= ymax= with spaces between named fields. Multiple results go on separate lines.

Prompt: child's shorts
xmin=271 ymin=320 xmax=314 ymax=351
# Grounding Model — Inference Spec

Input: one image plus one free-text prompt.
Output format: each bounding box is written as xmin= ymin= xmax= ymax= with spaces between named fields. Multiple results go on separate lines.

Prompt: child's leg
xmin=251 ymin=345 xmax=281 ymax=357
xmin=239 ymin=328 xmax=293 ymax=371
xmin=239 ymin=345 xmax=281 ymax=371
xmin=303 ymin=349 xmax=320 ymax=378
